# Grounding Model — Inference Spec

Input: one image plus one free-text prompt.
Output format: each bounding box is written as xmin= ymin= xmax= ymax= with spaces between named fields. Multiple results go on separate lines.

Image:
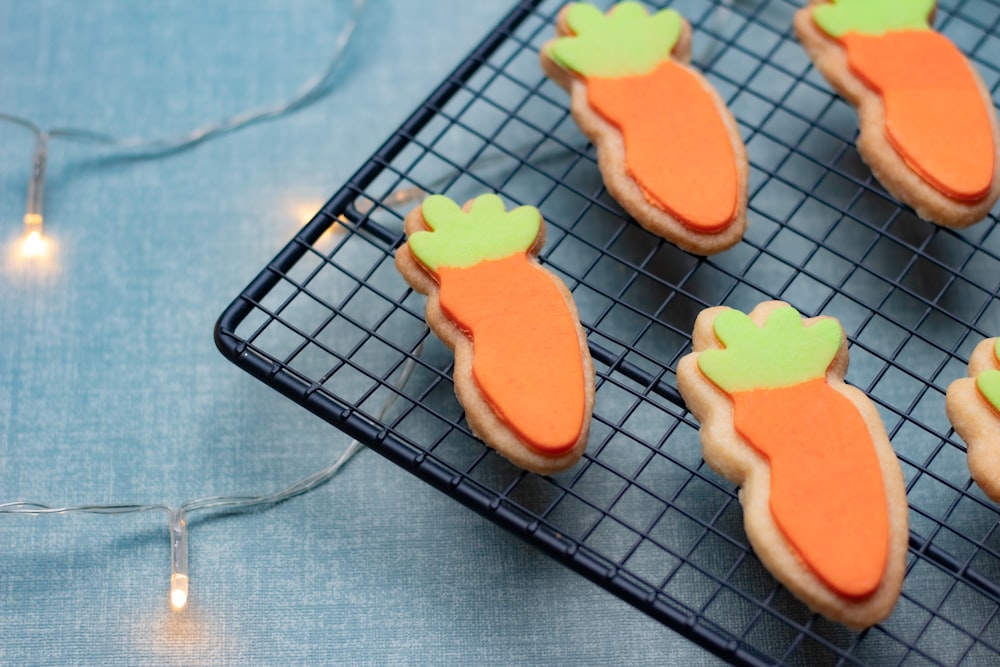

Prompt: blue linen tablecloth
xmin=0 ymin=1 xmax=722 ymax=664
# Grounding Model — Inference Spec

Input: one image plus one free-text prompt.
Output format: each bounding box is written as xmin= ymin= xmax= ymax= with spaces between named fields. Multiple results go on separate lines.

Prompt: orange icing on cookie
xmin=838 ymin=30 xmax=994 ymax=201
xmin=731 ymin=378 xmax=889 ymax=598
xmin=587 ymin=59 xmax=738 ymax=232
xmin=437 ymin=255 xmax=586 ymax=455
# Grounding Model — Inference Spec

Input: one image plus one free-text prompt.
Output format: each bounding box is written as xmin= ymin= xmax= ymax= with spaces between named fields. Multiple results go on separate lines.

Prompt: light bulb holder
xmin=169 ymin=508 xmax=189 ymax=610
xmin=25 ymin=133 xmax=47 ymax=227
xmin=23 ymin=213 xmax=43 ymax=235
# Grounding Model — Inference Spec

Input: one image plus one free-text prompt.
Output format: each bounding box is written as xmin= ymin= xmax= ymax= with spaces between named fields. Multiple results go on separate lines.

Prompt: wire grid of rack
xmin=215 ymin=0 xmax=1000 ymax=664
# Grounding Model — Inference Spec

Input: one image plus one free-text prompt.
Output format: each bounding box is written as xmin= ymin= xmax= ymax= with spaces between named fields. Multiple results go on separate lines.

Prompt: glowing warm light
xmin=292 ymin=201 xmax=324 ymax=227
xmin=170 ymin=573 xmax=189 ymax=611
xmin=19 ymin=211 xmax=48 ymax=258
xmin=21 ymin=230 xmax=48 ymax=258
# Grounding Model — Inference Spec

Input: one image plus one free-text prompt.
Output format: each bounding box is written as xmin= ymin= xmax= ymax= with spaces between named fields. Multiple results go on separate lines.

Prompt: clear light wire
xmin=1 ymin=0 xmax=367 ymax=233
xmin=0 ymin=338 xmax=425 ymax=609
xmin=5 ymin=0 xmax=367 ymax=152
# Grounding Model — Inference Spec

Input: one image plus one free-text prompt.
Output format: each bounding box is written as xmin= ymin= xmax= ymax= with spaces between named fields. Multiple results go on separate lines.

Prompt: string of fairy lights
xmin=3 ymin=0 xmax=366 ymax=258
xmin=0 ymin=0 xmax=737 ymax=612
xmin=0 ymin=0 xmax=397 ymax=612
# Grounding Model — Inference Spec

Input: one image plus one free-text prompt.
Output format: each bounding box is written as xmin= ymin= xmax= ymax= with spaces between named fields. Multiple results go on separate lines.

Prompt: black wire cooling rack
xmin=215 ymin=0 xmax=1000 ymax=663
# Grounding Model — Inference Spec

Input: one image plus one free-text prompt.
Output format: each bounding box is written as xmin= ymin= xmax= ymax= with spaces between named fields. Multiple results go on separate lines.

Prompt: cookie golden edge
xmin=946 ymin=338 xmax=1000 ymax=502
xmin=793 ymin=0 xmax=1000 ymax=228
xmin=539 ymin=5 xmax=749 ymax=256
xmin=394 ymin=200 xmax=595 ymax=475
xmin=676 ymin=300 xmax=908 ymax=629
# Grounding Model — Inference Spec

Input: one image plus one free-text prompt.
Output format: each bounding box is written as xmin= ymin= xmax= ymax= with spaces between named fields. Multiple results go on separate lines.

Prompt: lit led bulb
xmin=170 ymin=573 xmax=189 ymax=611
xmin=21 ymin=213 xmax=45 ymax=258
xmin=169 ymin=509 xmax=189 ymax=611
xmin=21 ymin=134 xmax=48 ymax=258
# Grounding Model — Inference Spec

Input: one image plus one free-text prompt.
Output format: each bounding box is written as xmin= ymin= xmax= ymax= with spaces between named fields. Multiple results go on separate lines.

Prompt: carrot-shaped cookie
xmin=946 ymin=338 xmax=1000 ymax=502
xmin=394 ymin=194 xmax=594 ymax=474
xmin=540 ymin=2 xmax=748 ymax=255
xmin=677 ymin=301 xmax=908 ymax=628
xmin=795 ymin=0 xmax=1000 ymax=228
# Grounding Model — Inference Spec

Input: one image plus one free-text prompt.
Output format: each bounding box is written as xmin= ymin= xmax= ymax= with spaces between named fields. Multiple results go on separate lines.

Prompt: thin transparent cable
xmin=2 ymin=0 xmax=366 ymax=153
xmin=0 ymin=337 xmax=425 ymax=609
xmin=0 ymin=340 xmax=421 ymax=518
xmin=1 ymin=0 xmax=367 ymax=236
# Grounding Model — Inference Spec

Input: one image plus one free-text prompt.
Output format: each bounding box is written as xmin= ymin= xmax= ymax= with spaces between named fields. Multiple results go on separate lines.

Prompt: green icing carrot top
xmin=813 ymin=0 xmax=933 ymax=37
xmin=698 ymin=306 xmax=843 ymax=393
xmin=546 ymin=2 xmax=682 ymax=78
xmin=976 ymin=338 xmax=1000 ymax=413
xmin=407 ymin=194 xmax=541 ymax=272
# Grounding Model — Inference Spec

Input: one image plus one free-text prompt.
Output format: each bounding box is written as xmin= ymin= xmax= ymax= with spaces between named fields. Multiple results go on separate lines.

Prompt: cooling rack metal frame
xmin=215 ymin=0 xmax=1000 ymax=664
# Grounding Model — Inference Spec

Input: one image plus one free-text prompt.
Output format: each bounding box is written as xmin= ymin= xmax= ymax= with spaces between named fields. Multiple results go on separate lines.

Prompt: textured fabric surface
xmin=0 ymin=1 xmax=722 ymax=665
